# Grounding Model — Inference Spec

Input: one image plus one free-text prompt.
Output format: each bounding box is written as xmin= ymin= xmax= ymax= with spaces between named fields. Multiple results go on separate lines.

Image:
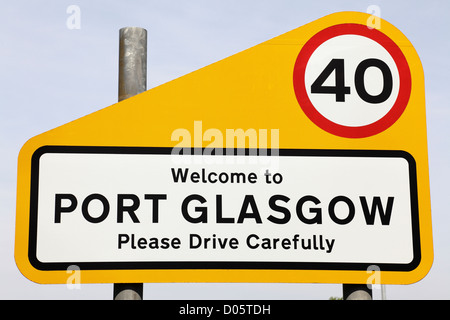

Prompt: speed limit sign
xmin=293 ymin=23 xmax=411 ymax=138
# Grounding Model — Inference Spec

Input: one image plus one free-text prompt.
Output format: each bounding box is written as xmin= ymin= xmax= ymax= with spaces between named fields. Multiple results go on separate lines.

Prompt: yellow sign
xmin=15 ymin=11 xmax=432 ymax=285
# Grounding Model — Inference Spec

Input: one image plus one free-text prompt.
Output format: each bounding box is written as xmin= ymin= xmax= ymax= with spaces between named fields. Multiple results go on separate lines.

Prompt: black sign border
xmin=29 ymin=146 xmax=420 ymax=272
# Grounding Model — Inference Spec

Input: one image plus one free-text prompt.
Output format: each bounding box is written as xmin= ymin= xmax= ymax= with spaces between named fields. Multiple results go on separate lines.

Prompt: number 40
xmin=310 ymin=58 xmax=393 ymax=104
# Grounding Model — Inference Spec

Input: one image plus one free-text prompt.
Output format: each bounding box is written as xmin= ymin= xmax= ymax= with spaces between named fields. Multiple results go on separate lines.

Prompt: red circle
xmin=293 ymin=24 xmax=411 ymax=138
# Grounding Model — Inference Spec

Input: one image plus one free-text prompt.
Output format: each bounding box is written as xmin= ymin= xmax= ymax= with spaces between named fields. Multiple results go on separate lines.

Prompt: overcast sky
xmin=1 ymin=0 xmax=449 ymax=299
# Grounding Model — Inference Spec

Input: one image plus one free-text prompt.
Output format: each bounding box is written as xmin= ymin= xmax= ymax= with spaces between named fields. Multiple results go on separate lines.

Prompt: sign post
xmin=15 ymin=12 xmax=432 ymax=294
xmin=113 ymin=26 xmax=147 ymax=300
xmin=343 ymin=284 xmax=372 ymax=300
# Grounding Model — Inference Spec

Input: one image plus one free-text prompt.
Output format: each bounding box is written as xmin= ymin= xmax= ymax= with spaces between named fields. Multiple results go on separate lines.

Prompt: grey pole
xmin=381 ymin=284 xmax=387 ymax=300
xmin=114 ymin=26 xmax=147 ymax=301
xmin=343 ymin=284 xmax=373 ymax=300
xmin=118 ymin=27 xmax=147 ymax=101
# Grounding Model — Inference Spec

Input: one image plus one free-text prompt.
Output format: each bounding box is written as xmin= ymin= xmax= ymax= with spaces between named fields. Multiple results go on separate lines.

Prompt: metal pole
xmin=114 ymin=283 xmax=143 ymax=300
xmin=114 ymin=26 xmax=147 ymax=301
xmin=343 ymin=284 xmax=373 ymax=300
xmin=381 ymin=284 xmax=387 ymax=300
xmin=118 ymin=27 xmax=147 ymax=101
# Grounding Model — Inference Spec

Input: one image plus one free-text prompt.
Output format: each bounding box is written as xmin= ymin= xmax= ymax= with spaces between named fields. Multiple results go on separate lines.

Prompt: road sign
xmin=28 ymin=146 xmax=419 ymax=272
xmin=15 ymin=12 xmax=432 ymax=285
xmin=293 ymin=23 xmax=411 ymax=138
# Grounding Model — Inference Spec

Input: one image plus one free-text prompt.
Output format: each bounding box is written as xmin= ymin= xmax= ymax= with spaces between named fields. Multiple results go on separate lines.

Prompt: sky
xmin=1 ymin=0 xmax=449 ymax=300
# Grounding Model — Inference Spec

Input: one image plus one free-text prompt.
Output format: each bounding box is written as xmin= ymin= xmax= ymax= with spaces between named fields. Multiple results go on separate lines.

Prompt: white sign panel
xmin=29 ymin=146 xmax=419 ymax=272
